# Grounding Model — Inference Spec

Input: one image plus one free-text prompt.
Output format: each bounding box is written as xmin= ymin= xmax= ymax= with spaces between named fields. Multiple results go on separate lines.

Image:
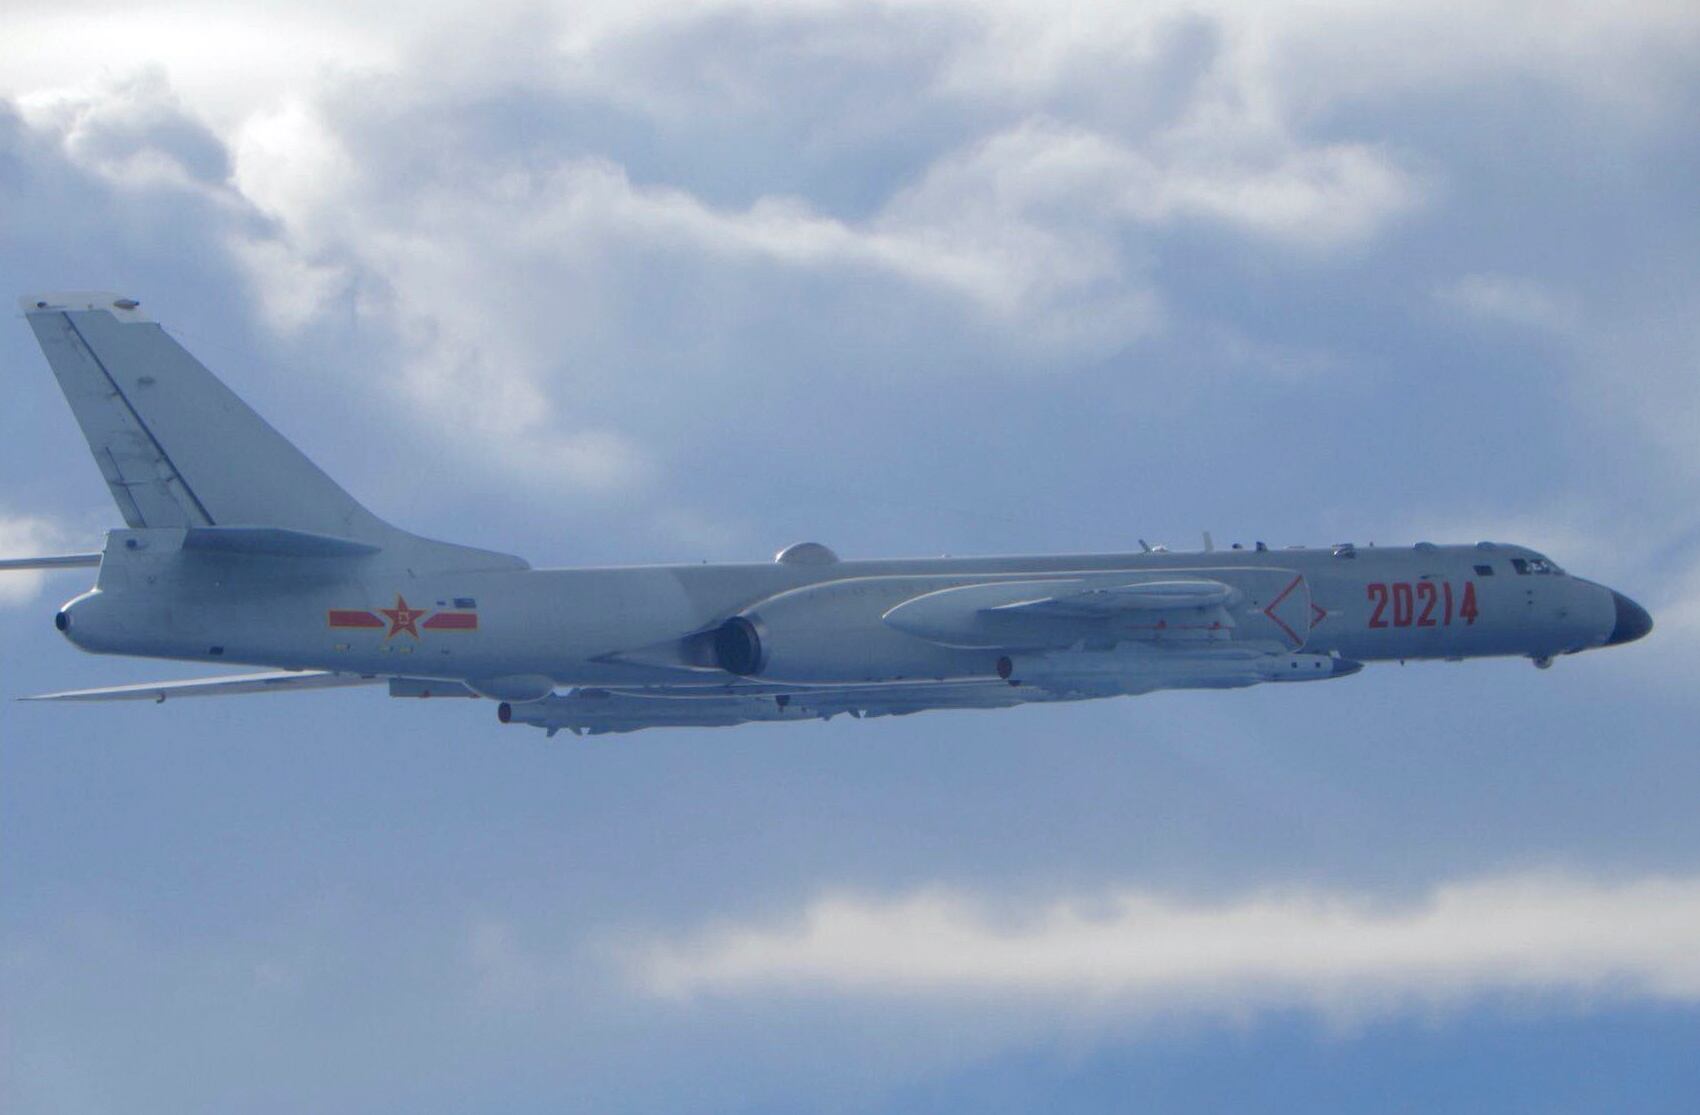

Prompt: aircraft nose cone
xmin=1606 ymin=591 xmax=1653 ymax=646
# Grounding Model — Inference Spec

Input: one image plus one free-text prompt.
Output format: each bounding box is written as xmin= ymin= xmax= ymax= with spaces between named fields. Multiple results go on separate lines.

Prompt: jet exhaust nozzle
xmin=713 ymin=616 xmax=767 ymax=676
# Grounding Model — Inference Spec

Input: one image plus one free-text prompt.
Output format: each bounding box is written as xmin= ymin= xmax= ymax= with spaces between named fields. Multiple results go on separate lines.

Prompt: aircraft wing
xmin=22 ymin=670 xmax=488 ymax=703
xmin=23 ymin=670 xmax=387 ymax=702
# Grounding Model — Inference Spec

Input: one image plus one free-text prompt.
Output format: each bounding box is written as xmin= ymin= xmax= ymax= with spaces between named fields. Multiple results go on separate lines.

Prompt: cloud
xmin=6 ymin=75 xmax=655 ymax=502
xmin=1152 ymin=140 xmax=1421 ymax=249
xmin=882 ymin=118 xmax=1419 ymax=315
xmin=4 ymin=1 xmax=1696 ymax=521
xmin=1256 ymin=0 xmax=1700 ymax=120
xmin=636 ymin=873 xmax=1700 ymax=1022
xmin=1434 ymin=273 xmax=1572 ymax=332
xmin=16 ymin=68 xmax=229 ymax=190
xmin=2 ymin=3 xmax=397 ymax=127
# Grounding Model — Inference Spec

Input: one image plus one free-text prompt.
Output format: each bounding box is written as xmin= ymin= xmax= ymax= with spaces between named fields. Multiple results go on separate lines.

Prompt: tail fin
xmin=20 ymin=293 xmax=525 ymax=570
xmin=23 ymin=292 xmax=392 ymax=538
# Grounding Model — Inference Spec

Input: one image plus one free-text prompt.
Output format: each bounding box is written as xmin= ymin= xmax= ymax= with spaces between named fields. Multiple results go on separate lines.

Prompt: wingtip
xmin=19 ymin=292 xmax=152 ymax=322
xmin=18 ymin=689 xmax=84 ymax=702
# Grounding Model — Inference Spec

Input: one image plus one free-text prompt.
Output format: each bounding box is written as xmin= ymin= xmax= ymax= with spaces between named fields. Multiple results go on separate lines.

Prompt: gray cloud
xmin=23 ymin=68 xmax=229 ymax=187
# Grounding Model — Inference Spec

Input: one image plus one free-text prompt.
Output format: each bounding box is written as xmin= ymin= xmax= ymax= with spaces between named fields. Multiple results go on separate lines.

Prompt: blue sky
xmin=3 ymin=2 xmax=1699 ymax=1112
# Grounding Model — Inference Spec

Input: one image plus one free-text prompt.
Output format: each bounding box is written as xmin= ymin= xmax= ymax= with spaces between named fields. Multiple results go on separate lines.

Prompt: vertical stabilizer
xmin=23 ymin=293 xmax=393 ymax=540
xmin=20 ymin=293 xmax=526 ymax=571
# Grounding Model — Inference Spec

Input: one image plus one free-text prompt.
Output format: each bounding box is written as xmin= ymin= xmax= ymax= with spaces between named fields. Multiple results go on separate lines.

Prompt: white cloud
xmin=1154 ymin=139 xmax=1420 ymax=250
xmin=230 ymin=99 xmax=354 ymax=236
xmin=1 ymin=3 xmax=397 ymax=128
xmin=5 ymin=0 xmax=1695 ymax=500
xmin=637 ymin=873 xmax=1700 ymax=1021
xmin=1435 ymin=273 xmax=1572 ymax=332
xmin=11 ymin=2 xmax=1439 ymax=385
xmin=885 ymin=119 xmax=1417 ymax=309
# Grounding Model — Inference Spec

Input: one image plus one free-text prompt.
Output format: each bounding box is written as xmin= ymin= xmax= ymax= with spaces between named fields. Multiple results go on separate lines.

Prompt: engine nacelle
xmin=701 ymin=580 xmax=974 ymax=682
xmin=703 ymin=599 xmax=976 ymax=682
xmin=711 ymin=616 xmax=768 ymax=676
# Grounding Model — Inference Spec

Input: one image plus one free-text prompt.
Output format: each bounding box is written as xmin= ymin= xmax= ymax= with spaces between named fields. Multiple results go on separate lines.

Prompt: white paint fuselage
xmin=57 ymin=531 xmax=1630 ymax=690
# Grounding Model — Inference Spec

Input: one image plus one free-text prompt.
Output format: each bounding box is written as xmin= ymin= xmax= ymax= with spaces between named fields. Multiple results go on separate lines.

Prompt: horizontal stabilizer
xmin=183 ymin=527 xmax=381 ymax=558
xmin=0 ymin=553 xmax=101 ymax=571
xmin=22 ymin=670 xmax=383 ymax=702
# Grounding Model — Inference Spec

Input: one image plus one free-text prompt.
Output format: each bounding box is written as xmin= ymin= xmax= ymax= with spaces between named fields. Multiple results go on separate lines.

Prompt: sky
xmin=2 ymin=1 xmax=1699 ymax=1111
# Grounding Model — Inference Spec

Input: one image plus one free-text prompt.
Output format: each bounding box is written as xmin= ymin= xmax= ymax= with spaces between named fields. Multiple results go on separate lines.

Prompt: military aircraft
xmin=2 ymin=293 xmax=1653 ymax=735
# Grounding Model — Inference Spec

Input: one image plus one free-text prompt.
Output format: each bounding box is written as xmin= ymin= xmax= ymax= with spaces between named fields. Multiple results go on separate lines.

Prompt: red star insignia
xmin=380 ymin=594 xmax=430 ymax=639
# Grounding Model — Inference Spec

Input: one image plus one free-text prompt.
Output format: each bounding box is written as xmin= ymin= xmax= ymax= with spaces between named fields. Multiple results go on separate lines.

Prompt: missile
xmin=995 ymin=648 xmax=1362 ymax=694
xmin=499 ymin=688 xmax=816 ymax=736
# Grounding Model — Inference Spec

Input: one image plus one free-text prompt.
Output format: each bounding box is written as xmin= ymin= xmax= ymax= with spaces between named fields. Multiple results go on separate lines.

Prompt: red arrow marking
xmin=1262 ymin=575 xmax=1306 ymax=648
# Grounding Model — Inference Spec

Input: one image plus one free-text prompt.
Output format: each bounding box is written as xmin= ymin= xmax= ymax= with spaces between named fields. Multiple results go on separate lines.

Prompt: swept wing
xmin=23 ymin=670 xmax=384 ymax=703
xmin=23 ymin=671 xmax=479 ymax=703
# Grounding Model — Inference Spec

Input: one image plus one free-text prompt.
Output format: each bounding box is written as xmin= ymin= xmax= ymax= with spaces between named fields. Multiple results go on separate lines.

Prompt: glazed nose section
xmin=1606 ymin=591 xmax=1653 ymax=646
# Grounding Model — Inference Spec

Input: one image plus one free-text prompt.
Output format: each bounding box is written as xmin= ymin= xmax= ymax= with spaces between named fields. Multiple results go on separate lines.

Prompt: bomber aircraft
xmin=2 ymin=293 xmax=1653 ymax=735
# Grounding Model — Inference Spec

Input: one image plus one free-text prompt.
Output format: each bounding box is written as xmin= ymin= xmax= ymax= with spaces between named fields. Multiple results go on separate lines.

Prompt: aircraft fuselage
xmin=56 ymin=531 xmax=1644 ymax=697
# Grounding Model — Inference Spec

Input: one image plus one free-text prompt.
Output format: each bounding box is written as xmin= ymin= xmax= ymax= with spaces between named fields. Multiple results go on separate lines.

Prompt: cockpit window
xmin=1511 ymin=557 xmax=1562 ymax=575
